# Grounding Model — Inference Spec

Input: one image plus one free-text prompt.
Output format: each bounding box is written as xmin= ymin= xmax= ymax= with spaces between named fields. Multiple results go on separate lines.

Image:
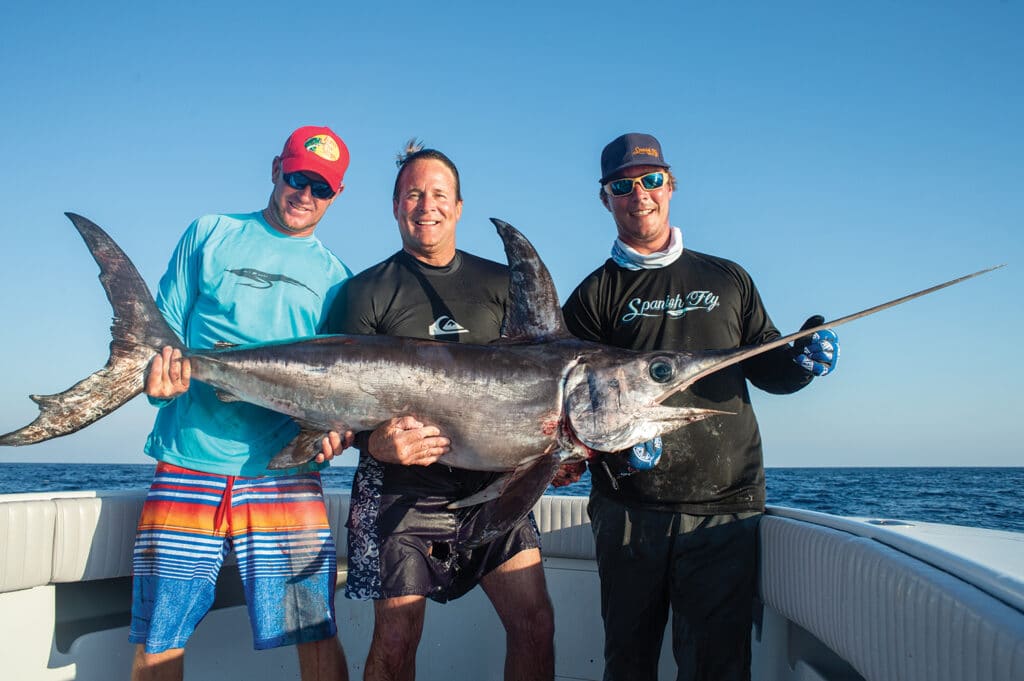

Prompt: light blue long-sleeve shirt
xmin=144 ymin=212 xmax=351 ymax=477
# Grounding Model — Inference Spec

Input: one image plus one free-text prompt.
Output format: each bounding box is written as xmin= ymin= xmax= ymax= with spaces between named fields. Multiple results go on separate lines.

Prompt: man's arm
xmin=736 ymin=274 xmax=820 ymax=394
xmin=144 ymin=222 xmax=205 ymax=405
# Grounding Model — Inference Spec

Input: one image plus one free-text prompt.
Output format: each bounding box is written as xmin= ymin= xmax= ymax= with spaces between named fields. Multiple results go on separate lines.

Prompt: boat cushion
xmin=0 ymin=490 xmax=598 ymax=593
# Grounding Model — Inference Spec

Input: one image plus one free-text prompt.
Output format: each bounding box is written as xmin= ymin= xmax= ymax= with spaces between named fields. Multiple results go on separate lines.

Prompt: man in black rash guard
xmin=559 ymin=133 xmax=840 ymax=681
xmin=324 ymin=144 xmax=555 ymax=681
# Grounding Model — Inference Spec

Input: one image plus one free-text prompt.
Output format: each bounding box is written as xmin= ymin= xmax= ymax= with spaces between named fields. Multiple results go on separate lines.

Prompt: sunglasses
xmin=283 ymin=172 xmax=336 ymax=199
xmin=603 ymin=171 xmax=667 ymax=197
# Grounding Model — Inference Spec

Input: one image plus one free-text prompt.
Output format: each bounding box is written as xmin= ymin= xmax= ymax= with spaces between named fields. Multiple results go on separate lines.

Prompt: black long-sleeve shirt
xmin=562 ymin=249 xmax=812 ymax=514
xmin=324 ymin=249 xmax=509 ymax=496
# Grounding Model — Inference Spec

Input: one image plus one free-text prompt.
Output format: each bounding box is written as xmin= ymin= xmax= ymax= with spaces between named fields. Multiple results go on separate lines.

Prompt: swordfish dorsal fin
xmin=491 ymin=218 xmax=572 ymax=342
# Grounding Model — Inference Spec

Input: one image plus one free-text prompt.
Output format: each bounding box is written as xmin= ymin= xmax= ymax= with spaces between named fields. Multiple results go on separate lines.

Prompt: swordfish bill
xmin=0 ymin=213 xmax=1005 ymax=547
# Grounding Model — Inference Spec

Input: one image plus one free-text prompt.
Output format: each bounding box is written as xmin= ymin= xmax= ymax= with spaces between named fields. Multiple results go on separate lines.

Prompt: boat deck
xmin=1 ymin=490 xmax=1022 ymax=680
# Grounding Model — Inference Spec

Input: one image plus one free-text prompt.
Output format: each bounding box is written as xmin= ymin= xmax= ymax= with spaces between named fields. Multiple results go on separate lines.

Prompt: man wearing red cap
xmin=131 ymin=126 xmax=354 ymax=681
xmin=561 ymin=132 xmax=839 ymax=681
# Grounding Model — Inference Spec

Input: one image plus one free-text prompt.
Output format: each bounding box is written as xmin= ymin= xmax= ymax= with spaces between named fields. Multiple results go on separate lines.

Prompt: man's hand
xmin=792 ymin=315 xmax=840 ymax=377
xmin=145 ymin=346 xmax=191 ymax=399
xmin=367 ymin=416 xmax=451 ymax=466
xmin=313 ymin=430 xmax=355 ymax=465
xmin=551 ymin=461 xmax=586 ymax=488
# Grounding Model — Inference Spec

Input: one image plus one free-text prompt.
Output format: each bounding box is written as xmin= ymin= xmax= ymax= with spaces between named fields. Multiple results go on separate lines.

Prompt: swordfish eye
xmin=649 ymin=358 xmax=674 ymax=383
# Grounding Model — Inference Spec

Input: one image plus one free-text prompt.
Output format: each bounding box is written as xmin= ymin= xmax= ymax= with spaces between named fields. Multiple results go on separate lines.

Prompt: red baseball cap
xmin=279 ymin=125 xmax=350 ymax=191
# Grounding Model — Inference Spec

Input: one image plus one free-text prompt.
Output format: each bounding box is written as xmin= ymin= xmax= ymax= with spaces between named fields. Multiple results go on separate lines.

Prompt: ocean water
xmin=0 ymin=463 xmax=1020 ymax=533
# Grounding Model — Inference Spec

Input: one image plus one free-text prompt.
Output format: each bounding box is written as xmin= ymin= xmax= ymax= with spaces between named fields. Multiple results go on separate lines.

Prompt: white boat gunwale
xmin=1 ymin=489 xmax=1022 ymax=680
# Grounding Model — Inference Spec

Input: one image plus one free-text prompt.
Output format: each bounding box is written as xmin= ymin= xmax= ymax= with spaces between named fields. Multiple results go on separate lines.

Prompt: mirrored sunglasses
xmin=283 ymin=172 xmax=336 ymax=199
xmin=604 ymin=171 xmax=667 ymax=197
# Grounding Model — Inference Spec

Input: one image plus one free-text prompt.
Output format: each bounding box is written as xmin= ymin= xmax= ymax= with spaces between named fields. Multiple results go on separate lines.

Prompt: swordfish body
xmin=0 ymin=213 xmax=1003 ymax=546
xmin=195 ymin=334 xmax=586 ymax=472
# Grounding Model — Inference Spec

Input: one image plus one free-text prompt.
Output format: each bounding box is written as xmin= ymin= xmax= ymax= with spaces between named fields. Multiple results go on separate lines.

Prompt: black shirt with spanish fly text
xmin=562 ymin=249 xmax=813 ymax=514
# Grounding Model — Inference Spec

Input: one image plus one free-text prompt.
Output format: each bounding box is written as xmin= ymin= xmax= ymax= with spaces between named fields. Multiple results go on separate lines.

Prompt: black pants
xmin=588 ymin=492 xmax=761 ymax=681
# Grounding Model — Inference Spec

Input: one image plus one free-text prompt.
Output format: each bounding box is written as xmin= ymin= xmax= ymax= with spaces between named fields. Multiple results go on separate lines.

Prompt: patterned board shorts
xmin=345 ymin=453 xmax=540 ymax=603
xmin=129 ymin=462 xmax=338 ymax=653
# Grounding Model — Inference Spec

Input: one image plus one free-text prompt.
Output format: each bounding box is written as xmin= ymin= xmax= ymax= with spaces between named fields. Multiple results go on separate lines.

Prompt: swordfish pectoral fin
xmin=449 ymin=454 xmax=564 ymax=550
xmin=266 ymin=421 xmax=335 ymax=470
xmin=447 ymin=473 xmax=513 ymax=509
xmin=210 ymin=391 xmax=325 ymax=470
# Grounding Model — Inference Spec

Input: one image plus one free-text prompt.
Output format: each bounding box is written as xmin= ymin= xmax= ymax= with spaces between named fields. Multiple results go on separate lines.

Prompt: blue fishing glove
xmin=627 ymin=437 xmax=663 ymax=472
xmin=597 ymin=437 xmax=665 ymax=488
xmin=792 ymin=315 xmax=840 ymax=377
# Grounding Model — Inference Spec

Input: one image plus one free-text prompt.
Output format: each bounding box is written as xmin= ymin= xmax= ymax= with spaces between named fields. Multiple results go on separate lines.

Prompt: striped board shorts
xmin=129 ymin=462 xmax=338 ymax=653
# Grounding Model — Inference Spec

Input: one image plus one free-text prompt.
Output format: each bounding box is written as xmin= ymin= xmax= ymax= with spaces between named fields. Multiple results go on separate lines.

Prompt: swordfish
xmin=0 ymin=213 xmax=1003 ymax=546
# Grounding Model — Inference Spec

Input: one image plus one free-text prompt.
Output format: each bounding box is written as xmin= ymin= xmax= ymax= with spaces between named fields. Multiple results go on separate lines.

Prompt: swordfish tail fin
xmin=0 ymin=213 xmax=179 ymax=446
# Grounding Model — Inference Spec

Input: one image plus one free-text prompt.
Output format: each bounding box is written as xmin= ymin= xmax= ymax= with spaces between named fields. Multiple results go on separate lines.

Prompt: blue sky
xmin=1 ymin=2 xmax=1021 ymax=468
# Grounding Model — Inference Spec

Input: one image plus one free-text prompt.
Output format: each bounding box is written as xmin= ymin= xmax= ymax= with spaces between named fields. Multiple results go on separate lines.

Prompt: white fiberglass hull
xmin=1 ymin=490 xmax=1021 ymax=680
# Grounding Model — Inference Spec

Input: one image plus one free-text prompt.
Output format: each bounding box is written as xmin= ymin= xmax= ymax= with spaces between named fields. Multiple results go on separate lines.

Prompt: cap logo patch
xmin=304 ymin=134 xmax=341 ymax=162
xmin=632 ymin=146 xmax=660 ymax=158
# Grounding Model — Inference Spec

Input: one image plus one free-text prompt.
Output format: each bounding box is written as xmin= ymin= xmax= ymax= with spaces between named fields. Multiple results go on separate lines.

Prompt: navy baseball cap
xmin=599 ymin=133 xmax=671 ymax=184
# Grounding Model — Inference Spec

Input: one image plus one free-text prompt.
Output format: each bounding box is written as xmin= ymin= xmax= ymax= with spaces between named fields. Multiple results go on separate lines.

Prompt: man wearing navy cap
xmin=133 ymin=126 xmax=354 ymax=681
xmin=560 ymin=133 xmax=840 ymax=680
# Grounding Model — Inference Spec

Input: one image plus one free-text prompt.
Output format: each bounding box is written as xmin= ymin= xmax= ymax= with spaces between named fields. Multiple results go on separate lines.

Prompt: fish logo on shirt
xmin=227 ymin=268 xmax=319 ymax=298
xmin=428 ymin=315 xmax=469 ymax=336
